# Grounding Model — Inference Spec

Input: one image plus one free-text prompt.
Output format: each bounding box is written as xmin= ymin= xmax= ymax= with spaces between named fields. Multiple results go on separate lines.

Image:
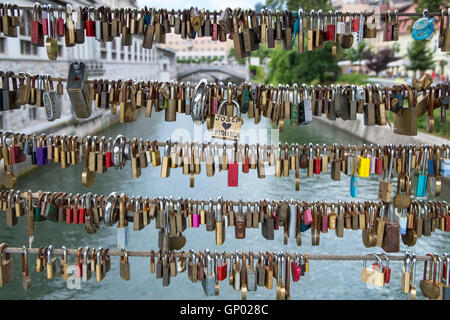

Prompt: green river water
xmin=0 ymin=111 xmax=448 ymax=300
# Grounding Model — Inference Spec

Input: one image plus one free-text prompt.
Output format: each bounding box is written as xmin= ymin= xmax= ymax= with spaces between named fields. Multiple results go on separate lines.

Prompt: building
xmin=336 ymin=0 xmax=449 ymax=79
xmin=0 ymin=0 xmax=176 ymax=132
xmin=160 ymin=33 xmax=233 ymax=62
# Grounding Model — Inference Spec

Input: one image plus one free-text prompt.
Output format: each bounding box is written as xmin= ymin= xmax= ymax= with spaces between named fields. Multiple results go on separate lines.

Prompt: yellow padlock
xmin=357 ymin=155 xmax=371 ymax=177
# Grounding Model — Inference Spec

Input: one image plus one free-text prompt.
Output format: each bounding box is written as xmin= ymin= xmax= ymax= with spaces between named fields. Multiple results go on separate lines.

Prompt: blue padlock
xmin=428 ymin=159 xmax=435 ymax=175
xmin=412 ymin=11 xmax=434 ymax=41
xmin=350 ymin=174 xmax=358 ymax=197
xmin=300 ymin=222 xmax=311 ymax=232
xmin=144 ymin=12 xmax=151 ymax=25
xmin=416 ymin=147 xmax=428 ymax=197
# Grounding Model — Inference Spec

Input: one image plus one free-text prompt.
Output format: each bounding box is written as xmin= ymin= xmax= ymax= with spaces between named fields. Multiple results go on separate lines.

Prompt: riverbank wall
xmin=7 ymin=111 xmax=119 ymax=179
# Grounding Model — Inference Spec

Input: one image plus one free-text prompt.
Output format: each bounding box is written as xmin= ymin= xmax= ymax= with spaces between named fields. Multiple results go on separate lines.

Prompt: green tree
xmin=228 ymin=47 xmax=246 ymax=65
xmin=343 ymin=41 xmax=368 ymax=72
xmin=265 ymin=0 xmax=331 ymax=10
xmin=413 ymin=0 xmax=446 ymax=13
xmin=229 ymin=46 xmax=271 ymax=65
xmin=265 ymin=42 xmax=340 ymax=85
xmin=406 ymin=40 xmax=435 ymax=78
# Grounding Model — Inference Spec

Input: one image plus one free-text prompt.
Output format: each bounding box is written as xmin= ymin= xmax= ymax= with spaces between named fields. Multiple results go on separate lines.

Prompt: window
xmin=20 ymin=40 xmax=37 ymax=55
xmin=0 ymin=38 xmax=5 ymax=53
xmin=101 ymin=51 xmax=107 ymax=59
xmin=121 ymin=53 xmax=124 ymax=60
xmin=100 ymin=42 xmax=106 ymax=49
xmin=128 ymin=53 xmax=132 ymax=60
xmin=112 ymin=52 xmax=117 ymax=60
xmin=112 ymin=40 xmax=116 ymax=50
xmin=163 ymin=64 xmax=167 ymax=71
xmin=20 ymin=12 xmax=32 ymax=37
xmin=58 ymin=45 xmax=63 ymax=57
xmin=29 ymin=107 xmax=37 ymax=120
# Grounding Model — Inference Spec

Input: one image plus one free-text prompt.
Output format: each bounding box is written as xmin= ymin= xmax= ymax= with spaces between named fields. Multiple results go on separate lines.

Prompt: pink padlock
xmin=369 ymin=146 xmax=376 ymax=174
xmin=192 ymin=203 xmax=200 ymax=228
xmin=228 ymin=143 xmax=239 ymax=187
xmin=291 ymin=257 xmax=302 ymax=282
xmin=303 ymin=208 xmax=313 ymax=225
xmin=321 ymin=211 xmax=328 ymax=233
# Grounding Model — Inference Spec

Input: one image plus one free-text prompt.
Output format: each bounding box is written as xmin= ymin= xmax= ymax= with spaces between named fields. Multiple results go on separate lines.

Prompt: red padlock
xmin=10 ymin=145 xmax=26 ymax=164
xmin=325 ymin=12 xmax=335 ymax=42
xmin=65 ymin=207 xmax=72 ymax=224
xmin=78 ymin=199 xmax=86 ymax=224
xmin=443 ymin=261 xmax=447 ymax=280
xmin=105 ymin=139 xmax=114 ymax=167
xmin=242 ymin=144 xmax=249 ymax=173
xmin=85 ymin=7 xmax=96 ymax=37
xmin=313 ymin=153 xmax=321 ymax=175
xmin=72 ymin=202 xmax=79 ymax=225
xmin=31 ymin=3 xmax=44 ymax=46
xmin=351 ymin=15 xmax=360 ymax=32
xmin=217 ymin=255 xmax=227 ymax=281
xmin=291 ymin=258 xmax=302 ymax=282
xmin=446 ymin=216 xmax=450 ymax=232
xmin=212 ymin=14 xmax=218 ymax=41
xmin=273 ymin=206 xmax=279 ymax=230
xmin=56 ymin=5 xmax=65 ymax=37
xmin=375 ymin=151 xmax=383 ymax=175
xmin=228 ymin=146 xmax=239 ymax=187
xmin=41 ymin=4 xmax=49 ymax=36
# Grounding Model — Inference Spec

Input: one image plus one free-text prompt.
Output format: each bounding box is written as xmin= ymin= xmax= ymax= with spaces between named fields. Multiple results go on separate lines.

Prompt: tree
xmin=413 ymin=0 xmax=446 ymax=13
xmin=406 ymin=40 xmax=435 ymax=78
xmin=229 ymin=46 xmax=271 ymax=65
xmin=265 ymin=0 xmax=331 ymax=11
xmin=254 ymin=2 xmax=265 ymax=12
xmin=362 ymin=48 xmax=399 ymax=76
xmin=265 ymin=42 xmax=340 ymax=85
xmin=228 ymin=48 xmax=246 ymax=65
xmin=343 ymin=41 xmax=368 ymax=72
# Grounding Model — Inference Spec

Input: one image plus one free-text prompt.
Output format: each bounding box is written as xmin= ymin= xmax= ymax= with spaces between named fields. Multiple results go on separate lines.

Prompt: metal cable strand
xmin=3 ymin=247 xmax=436 ymax=262
xmin=6 ymin=73 xmax=449 ymax=92
xmin=1 ymin=130 xmax=448 ymax=152
xmin=8 ymin=5 xmax=450 ymax=17
xmin=7 ymin=188 xmax=447 ymax=211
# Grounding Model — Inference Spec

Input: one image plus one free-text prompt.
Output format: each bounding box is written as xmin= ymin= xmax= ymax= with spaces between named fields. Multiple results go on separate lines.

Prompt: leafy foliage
xmin=362 ymin=48 xmax=399 ymax=75
xmin=265 ymin=42 xmax=340 ymax=85
xmin=343 ymin=41 xmax=368 ymax=64
xmin=413 ymin=0 xmax=446 ymax=13
xmin=406 ymin=40 xmax=435 ymax=74
xmin=176 ymin=56 xmax=224 ymax=64
xmin=265 ymin=0 xmax=331 ymax=11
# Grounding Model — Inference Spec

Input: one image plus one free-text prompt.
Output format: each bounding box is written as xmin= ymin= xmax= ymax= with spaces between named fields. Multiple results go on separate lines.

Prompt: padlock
xmin=201 ymin=253 xmax=215 ymax=296
xmin=67 ymin=62 xmax=92 ymax=118
xmin=0 ymin=243 xmax=13 ymax=287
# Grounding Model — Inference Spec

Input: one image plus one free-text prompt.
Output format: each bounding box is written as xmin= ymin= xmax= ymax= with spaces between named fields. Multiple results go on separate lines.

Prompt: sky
xmin=136 ymin=0 xmax=261 ymax=10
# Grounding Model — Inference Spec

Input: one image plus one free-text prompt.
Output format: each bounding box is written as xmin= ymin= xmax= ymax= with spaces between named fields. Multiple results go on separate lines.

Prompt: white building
xmin=0 ymin=0 xmax=176 ymax=132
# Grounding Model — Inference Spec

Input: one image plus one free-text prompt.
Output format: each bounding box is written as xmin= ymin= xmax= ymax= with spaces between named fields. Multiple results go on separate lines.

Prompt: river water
xmin=1 ymin=111 xmax=449 ymax=300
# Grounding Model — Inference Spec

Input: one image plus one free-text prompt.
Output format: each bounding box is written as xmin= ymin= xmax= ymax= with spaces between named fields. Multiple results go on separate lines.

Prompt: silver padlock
xmin=82 ymin=247 xmax=92 ymax=281
xmin=67 ymin=61 xmax=92 ymax=118
xmin=201 ymin=252 xmax=216 ymax=296
xmin=191 ymin=79 xmax=208 ymax=124
xmin=246 ymin=252 xmax=257 ymax=291
xmin=288 ymin=199 xmax=297 ymax=239
xmin=218 ymin=7 xmax=232 ymax=34
xmin=302 ymin=84 xmax=313 ymax=125
xmin=43 ymin=74 xmax=61 ymax=122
